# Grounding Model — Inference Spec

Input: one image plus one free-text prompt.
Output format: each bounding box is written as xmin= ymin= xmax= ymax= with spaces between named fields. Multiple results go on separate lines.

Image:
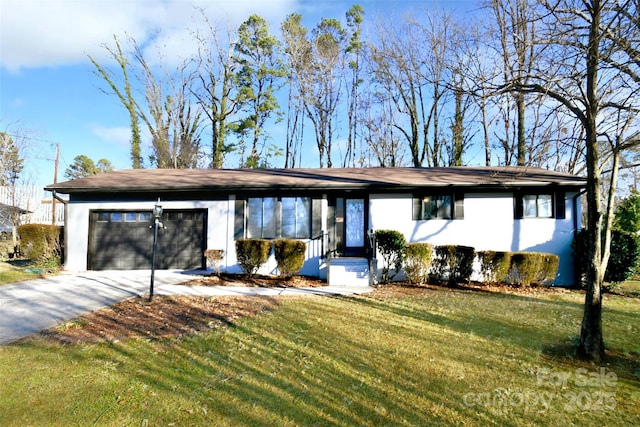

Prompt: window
xmin=139 ymin=212 xmax=152 ymax=222
xmin=413 ymin=193 xmax=464 ymax=220
xmin=282 ymin=197 xmax=311 ymax=238
xmin=423 ymin=195 xmax=452 ymax=219
xmin=96 ymin=212 xmax=110 ymax=222
xmin=247 ymin=197 xmax=277 ymax=238
xmin=515 ymin=192 xmax=565 ymax=219
xmin=95 ymin=211 xmax=154 ymax=223
xmin=244 ymin=196 xmax=311 ymax=239
xmin=523 ymin=194 xmax=552 ymax=218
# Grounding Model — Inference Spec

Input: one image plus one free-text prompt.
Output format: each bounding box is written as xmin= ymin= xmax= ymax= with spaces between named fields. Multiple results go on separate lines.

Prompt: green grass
xmin=0 ymin=256 xmax=60 ymax=286
xmin=0 ymin=260 xmax=45 ymax=285
xmin=1 ymin=287 xmax=639 ymax=426
xmin=615 ymin=280 xmax=640 ymax=297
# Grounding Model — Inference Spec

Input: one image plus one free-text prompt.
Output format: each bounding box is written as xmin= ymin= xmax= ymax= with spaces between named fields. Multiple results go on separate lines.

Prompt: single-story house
xmin=45 ymin=166 xmax=587 ymax=286
xmin=0 ymin=202 xmax=30 ymax=235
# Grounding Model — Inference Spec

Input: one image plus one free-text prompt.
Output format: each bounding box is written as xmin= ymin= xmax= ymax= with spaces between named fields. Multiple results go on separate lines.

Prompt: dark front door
xmin=343 ymin=197 xmax=367 ymax=256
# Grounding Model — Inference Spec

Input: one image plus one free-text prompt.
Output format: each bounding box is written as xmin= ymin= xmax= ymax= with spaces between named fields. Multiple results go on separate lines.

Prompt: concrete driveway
xmin=0 ymin=270 xmax=370 ymax=345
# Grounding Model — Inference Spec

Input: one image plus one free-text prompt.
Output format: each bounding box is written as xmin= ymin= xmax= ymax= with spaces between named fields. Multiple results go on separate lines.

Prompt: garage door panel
xmin=89 ymin=209 xmax=205 ymax=270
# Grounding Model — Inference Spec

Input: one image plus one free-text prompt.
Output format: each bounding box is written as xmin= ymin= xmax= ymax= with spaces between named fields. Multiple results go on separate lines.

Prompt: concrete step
xmin=327 ymin=257 xmax=371 ymax=287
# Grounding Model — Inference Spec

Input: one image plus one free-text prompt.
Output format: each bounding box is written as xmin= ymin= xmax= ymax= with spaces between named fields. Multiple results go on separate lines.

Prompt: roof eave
xmin=46 ymin=181 xmax=587 ymax=195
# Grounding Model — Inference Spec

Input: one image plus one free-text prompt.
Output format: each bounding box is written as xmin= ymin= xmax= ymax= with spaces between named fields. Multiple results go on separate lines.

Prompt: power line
xmin=2 ymin=131 xmax=60 ymax=146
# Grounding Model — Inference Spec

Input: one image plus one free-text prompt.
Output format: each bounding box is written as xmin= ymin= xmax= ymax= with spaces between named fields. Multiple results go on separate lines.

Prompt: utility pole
xmin=52 ymin=143 xmax=59 ymax=225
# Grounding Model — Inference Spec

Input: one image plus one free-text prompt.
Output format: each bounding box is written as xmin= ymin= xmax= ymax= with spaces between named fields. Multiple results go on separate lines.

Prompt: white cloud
xmin=89 ymin=123 xmax=131 ymax=147
xmin=0 ymin=0 xmax=300 ymax=72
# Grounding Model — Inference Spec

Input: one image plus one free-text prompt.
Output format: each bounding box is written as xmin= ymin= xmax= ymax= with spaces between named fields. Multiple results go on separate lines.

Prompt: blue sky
xmin=1 ymin=0 xmax=478 ymax=186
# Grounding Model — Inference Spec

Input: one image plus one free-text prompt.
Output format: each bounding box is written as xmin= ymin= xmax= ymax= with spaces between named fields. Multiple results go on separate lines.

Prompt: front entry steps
xmin=327 ymin=257 xmax=372 ymax=287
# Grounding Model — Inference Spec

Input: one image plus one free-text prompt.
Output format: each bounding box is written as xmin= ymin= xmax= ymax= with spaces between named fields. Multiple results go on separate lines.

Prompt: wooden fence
xmin=0 ymin=186 xmax=65 ymax=227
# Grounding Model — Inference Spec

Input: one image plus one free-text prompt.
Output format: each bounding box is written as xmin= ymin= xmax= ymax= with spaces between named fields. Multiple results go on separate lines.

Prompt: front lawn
xmin=0 ymin=259 xmax=47 ymax=286
xmin=615 ymin=280 xmax=640 ymax=297
xmin=0 ymin=286 xmax=638 ymax=426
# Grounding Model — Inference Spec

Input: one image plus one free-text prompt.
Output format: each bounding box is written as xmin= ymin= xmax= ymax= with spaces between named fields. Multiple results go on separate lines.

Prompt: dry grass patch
xmin=41 ymin=295 xmax=280 ymax=343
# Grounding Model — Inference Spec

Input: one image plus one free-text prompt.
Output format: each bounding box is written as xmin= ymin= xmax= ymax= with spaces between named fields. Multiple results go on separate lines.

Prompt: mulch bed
xmin=184 ymin=273 xmax=327 ymax=288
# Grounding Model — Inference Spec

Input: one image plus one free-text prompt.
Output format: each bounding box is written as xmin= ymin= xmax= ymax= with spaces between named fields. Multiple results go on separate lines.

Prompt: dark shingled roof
xmin=0 ymin=202 xmax=30 ymax=214
xmin=45 ymin=166 xmax=586 ymax=194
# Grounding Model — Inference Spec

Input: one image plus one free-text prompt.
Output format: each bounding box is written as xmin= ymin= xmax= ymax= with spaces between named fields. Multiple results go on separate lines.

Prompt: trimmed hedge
xmin=477 ymin=250 xmax=511 ymax=284
xmin=17 ymin=224 xmax=63 ymax=265
xmin=375 ymin=229 xmax=407 ymax=284
xmin=235 ymin=239 xmax=271 ymax=276
xmin=273 ymin=239 xmax=306 ymax=277
xmin=404 ymin=242 xmax=433 ymax=285
xmin=430 ymin=245 xmax=475 ymax=285
xmin=507 ymin=252 xmax=559 ymax=287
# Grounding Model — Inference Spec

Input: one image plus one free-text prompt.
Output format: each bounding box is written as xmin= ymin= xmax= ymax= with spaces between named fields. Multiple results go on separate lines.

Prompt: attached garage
xmin=88 ymin=209 xmax=206 ymax=270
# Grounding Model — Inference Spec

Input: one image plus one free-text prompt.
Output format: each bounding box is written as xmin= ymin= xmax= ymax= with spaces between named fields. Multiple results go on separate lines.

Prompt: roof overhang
xmin=45 ymin=166 xmax=588 ymax=195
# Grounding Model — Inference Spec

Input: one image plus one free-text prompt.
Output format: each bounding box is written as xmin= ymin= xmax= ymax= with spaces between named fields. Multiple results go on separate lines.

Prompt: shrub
xmin=431 ymin=245 xmax=475 ymax=285
xmin=404 ymin=242 xmax=433 ymax=285
xmin=477 ymin=250 xmax=511 ymax=284
xmin=235 ymin=239 xmax=271 ymax=276
xmin=572 ymin=228 xmax=640 ymax=287
xmin=606 ymin=230 xmax=640 ymax=283
xmin=613 ymin=189 xmax=640 ymax=233
xmin=17 ymin=224 xmax=63 ymax=266
xmin=273 ymin=239 xmax=306 ymax=277
xmin=375 ymin=229 xmax=407 ymax=284
xmin=204 ymin=249 xmax=225 ymax=275
xmin=507 ymin=252 xmax=559 ymax=287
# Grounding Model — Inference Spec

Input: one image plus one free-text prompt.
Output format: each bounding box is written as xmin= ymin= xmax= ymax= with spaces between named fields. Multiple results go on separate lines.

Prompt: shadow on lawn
xmin=542 ymin=339 xmax=640 ymax=382
xmin=81 ymin=298 xmax=521 ymax=426
xmin=348 ymin=287 xmax=581 ymax=349
xmin=16 ymin=284 xmax=637 ymax=426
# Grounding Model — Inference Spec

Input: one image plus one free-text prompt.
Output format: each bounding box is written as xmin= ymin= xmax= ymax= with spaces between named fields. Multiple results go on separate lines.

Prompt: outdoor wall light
xmin=153 ymin=204 xmax=163 ymax=219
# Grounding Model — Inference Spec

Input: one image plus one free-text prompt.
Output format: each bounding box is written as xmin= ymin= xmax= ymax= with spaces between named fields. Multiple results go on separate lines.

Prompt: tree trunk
xmin=578 ymin=0 xmax=605 ymax=362
xmin=516 ymin=92 xmax=526 ymax=165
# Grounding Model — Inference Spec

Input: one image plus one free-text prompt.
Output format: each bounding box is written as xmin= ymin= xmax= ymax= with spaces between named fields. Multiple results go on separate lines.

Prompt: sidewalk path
xmin=0 ymin=270 xmax=371 ymax=345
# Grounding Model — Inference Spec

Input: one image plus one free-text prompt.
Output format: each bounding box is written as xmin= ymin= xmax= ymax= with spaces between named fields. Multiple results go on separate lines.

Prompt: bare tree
xmin=191 ymin=13 xmax=241 ymax=169
xmin=369 ymin=18 xmax=424 ymax=166
xmin=358 ymin=88 xmax=406 ymax=167
xmin=282 ymin=14 xmax=347 ymax=168
xmin=463 ymin=22 xmax=500 ymax=166
xmin=488 ymin=0 xmax=542 ymax=165
xmin=513 ymin=0 xmax=640 ymax=361
xmin=416 ymin=10 xmax=461 ymax=167
xmin=91 ymin=35 xmax=203 ymax=169
xmin=133 ymin=42 xmax=203 ymax=169
xmin=88 ymin=35 xmax=143 ymax=169
xmin=0 ymin=129 xmax=25 ymax=245
xmin=281 ymin=13 xmax=311 ymax=168
xmin=369 ymin=10 xmax=470 ymax=168
xmin=344 ymin=5 xmax=365 ymax=167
